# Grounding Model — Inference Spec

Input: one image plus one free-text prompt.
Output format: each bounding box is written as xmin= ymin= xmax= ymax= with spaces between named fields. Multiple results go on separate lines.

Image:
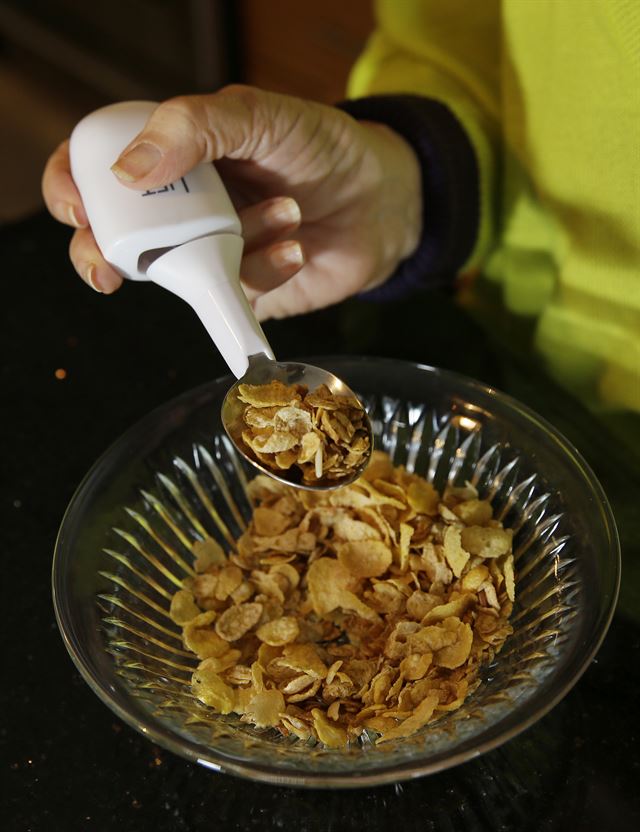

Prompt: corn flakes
xmin=234 ymin=381 xmax=370 ymax=485
xmin=172 ymin=453 xmax=516 ymax=747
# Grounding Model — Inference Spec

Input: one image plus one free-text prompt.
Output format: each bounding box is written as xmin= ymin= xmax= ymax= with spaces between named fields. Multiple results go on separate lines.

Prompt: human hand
xmin=42 ymin=86 xmax=421 ymax=320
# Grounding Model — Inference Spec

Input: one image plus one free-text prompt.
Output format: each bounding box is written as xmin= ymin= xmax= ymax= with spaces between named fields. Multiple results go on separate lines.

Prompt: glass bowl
xmin=52 ymin=358 xmax=620 ymax=788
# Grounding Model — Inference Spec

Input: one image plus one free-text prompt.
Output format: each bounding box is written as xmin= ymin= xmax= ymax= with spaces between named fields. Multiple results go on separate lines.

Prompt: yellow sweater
xmin=348 ymin=0 xmax=640 ymax=411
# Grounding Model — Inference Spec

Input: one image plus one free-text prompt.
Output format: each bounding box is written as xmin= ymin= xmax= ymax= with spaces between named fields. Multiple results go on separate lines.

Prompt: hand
xmin=42 ymin=85 xmax=421 ymax=320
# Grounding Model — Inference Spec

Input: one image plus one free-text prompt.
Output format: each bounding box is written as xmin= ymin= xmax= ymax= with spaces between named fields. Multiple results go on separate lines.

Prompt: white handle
xmin=69 ymin=101 xmax=275 ymax=377
xmin=147 ymin=234 xmax=274 ymax=378
xmin=69 ymin=101 xmax=241 ymax=280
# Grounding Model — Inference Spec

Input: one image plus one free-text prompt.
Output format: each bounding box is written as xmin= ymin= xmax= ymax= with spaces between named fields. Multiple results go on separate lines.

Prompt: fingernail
xmin=111 ymin=142 xmax=162 ymax=181
xmin=264 ymin=197 xmax=301 ymax=229
xmin=85 ymin=265 xmax=121 ymax=294
xmin=85 ymin=263 xmax=102 ymax=292
xmin=270 ymin=241 xmax=304 ymax=270
xmin=67 ymin=203 xmax=87 ymax=228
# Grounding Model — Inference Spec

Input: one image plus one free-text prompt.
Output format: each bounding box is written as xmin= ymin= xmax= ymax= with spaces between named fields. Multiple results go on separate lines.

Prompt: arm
xmin=344 ymin=0 xmax=501 ymax=295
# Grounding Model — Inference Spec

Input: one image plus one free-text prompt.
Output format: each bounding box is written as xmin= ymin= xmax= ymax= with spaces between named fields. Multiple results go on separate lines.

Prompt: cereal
xmin=461 ymin=565 xmax=490 ymax=591
xmin=171 ymin=454 xmax=516 ymax=747
xmin=237 ymin=380 xmax=300 ymax=408
xmin=198 ymin=650 xmax=242 ymax=673
xmin=253 ymin=507 xmax=291 ymax=537
xmin=256 ymin=616 xmax=300 ymax=646
xmin=406 ymin=481 xmax=439 ymax=516
xmin=192 ymin=665 xmax=235 ymax=713
xmin=215 ymin=565 xmax=243 ymax=601
xmin=278 ymin=643 xmax=328 ymax=679
xmin=183 ymin=611 xmax=228 ymax=659
xmin=376 ymin=691 xmax=440 ymax=744
xmin=502 ymin=554 xmax=516 ymax=602
xmin=452 ymin=498 xmax=493 ymax=526
xmin=192 ymin=536 xmax=226 ymax=571
xmin=442 ymin=526 xmax=470 ymax=578
xmin=460 ymin=526 xmax=513 ymax=558
xmin=307 ymin=557 xmax=355 ymax=615
xmin=400 ymin=652 xmax=432 ymax=680
xmin=337 ymin=540 xmax=393 ymax=578
xmin=215 ymin=602 xmax=263 ymax=642
xmin=244 ymin=689 xmax=285 ymax=728
xmin=169 ymin=589 xmax=200 ymax=625
xmin=312 ymin=709 xmax=348 ymax=748
xmin=432 ymin=617 xmax=473 ymax=668
xmin=233 ymin=381 xmax=370 ymax=485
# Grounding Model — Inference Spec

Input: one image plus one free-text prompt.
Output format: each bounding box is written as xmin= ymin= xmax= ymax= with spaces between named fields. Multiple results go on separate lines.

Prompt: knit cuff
xmin=336 ymin=95 xmax=480 ymax=301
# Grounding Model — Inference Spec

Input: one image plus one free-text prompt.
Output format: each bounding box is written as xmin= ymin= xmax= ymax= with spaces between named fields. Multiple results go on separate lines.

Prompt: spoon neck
xmin=248 ymin=352 xmax=274 ymax=371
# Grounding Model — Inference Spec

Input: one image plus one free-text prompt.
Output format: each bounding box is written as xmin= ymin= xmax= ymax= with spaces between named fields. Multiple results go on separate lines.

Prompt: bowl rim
xmin=52 ymin=356 xmax=621 ymax=788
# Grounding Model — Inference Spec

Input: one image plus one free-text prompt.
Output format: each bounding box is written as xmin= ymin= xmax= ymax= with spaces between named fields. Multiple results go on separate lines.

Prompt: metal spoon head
xmin=221 ymin=356 xmax=373 ymax=491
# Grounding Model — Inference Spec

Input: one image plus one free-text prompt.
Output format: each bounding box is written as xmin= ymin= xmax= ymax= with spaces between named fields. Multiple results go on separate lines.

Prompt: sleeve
xmin=344 ymin=0 xmax=501 ymax=295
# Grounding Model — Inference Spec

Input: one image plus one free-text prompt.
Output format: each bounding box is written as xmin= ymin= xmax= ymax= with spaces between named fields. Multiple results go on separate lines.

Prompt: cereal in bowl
xmin=172 ymin=452 xmax=515 ymax=746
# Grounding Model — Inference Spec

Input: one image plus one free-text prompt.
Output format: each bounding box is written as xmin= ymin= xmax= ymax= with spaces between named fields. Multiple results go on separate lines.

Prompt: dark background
xmin=1 ymin=2 xmax=640 ymax=830
xmin=0 ymin=0 xmax=373 ymax=223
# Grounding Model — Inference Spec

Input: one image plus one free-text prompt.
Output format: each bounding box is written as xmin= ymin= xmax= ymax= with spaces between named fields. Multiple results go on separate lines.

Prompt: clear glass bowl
xmin=52 ymin=358 xmax=620 ymax=788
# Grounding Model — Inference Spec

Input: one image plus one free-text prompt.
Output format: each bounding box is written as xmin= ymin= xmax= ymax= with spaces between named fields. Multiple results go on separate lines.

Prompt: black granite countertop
xmin=3 ymin=213 xmax=639 ymax=831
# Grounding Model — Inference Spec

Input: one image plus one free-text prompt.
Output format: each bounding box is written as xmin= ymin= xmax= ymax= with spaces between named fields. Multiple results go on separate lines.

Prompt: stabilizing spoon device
xmin=69 ymin=101 xmax=372 ymax=489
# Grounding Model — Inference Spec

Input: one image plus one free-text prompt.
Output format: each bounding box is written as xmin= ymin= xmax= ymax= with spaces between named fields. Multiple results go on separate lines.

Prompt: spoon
xmin=69 ymin=101 xmax=372 ymax=489
xmin=221 ymin=353 xmax=373 ymax=491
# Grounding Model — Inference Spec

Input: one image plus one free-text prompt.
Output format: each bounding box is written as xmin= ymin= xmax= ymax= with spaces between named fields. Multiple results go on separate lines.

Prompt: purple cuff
xmin=336 ymin=95 xmax=480 ymax=301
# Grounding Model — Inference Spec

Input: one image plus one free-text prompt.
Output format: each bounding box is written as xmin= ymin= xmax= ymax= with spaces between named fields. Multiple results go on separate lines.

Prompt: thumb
xmin=110 ymin=86 xmax=274 ymax=189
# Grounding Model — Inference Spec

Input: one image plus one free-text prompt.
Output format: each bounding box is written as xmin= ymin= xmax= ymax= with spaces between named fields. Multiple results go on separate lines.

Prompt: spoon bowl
xmin=221 ymin=354 xmax=373 ymax=491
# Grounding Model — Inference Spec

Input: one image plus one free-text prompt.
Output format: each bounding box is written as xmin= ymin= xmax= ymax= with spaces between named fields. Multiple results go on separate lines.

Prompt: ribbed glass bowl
xmin=52 ymin=358 xmax=620 ymax=788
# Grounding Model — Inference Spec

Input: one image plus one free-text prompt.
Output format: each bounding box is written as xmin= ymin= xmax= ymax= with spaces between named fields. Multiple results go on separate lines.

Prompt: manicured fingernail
xmin=111 ymin=142 xmax=162 ymax=181
xmin=85 ymin=263 xmax=102 ymax=292
xmin=264 ymin=197 xmax=301 ymax=229
xmin=67 ymin=203 xmax=87 ymax=228
xmin=270 ymin=241 xmax=304 ymax=270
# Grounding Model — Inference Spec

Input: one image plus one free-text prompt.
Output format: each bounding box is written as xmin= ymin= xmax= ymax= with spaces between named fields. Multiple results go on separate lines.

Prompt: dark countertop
xmin=3 ymin=213 xmax=639 ymax=832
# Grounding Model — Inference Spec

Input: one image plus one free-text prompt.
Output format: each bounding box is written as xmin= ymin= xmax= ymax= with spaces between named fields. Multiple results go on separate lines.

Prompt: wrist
xmin=336 ymin=95 xmax=480 ymax=302
xmin=361 ymin=121 xmax=423 ymax=285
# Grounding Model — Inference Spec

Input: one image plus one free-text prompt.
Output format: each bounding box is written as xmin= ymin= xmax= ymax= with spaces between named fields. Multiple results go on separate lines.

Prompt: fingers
xmin=236 ymin=195 xmax=304 ymax=300
xmin=42 ymin=145 xmax=122 ymax=295
xmin=41 ymin=140 xmax=88 ymax=228
xmin=65 ymin=220 xmax=303 ymax=298
xmin=238 ymin=196 xmax=301 ymax=253
xmin=241 ymin=240 xmax=305 ymax=303
xmin=109 ymin=85 xmax=285 ymax=190
xmin=253 ymin=274 xmax=316 ymax=321
xmin=66 ymin=226 xmax=301 ymax=298
xmin=69 ymin=227 xmax=123 ymax=293
xmin=44 ymin=140 xmax=121 ymax=293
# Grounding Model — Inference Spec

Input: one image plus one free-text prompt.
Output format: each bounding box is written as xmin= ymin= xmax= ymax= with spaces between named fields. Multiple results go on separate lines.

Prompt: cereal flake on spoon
xmin=234 ymin=380 xmax=371 ymax=486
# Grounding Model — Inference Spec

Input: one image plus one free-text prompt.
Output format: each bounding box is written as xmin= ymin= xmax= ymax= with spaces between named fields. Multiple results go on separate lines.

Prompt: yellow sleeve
xmin=348 ymin=0 xmax=501 ymax=272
